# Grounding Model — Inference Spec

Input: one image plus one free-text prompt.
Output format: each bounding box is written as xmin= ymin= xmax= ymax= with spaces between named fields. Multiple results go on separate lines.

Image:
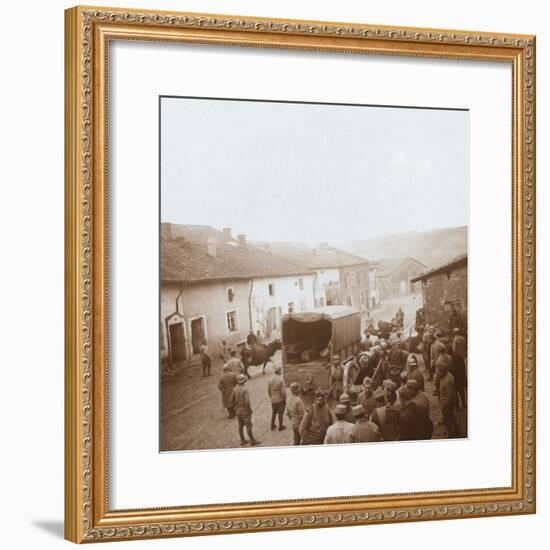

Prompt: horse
xmin=242 ymin=340 xmax=282 ymax=376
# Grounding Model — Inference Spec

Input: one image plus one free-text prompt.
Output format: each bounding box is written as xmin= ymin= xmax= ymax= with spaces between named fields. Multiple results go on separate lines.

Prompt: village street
xmin=160 ymin=294 xmax=466 ymax=452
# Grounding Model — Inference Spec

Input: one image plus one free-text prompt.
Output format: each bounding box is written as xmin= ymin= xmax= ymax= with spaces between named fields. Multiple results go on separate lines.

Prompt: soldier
xmin=356 ymin=377 xmax=377 ymax=418
xmin=230 ymin=374 xmax=261 ymax=446
xmin=437 ymin=359 xmax=459 ymax=438
xmin=406 ymin=354 xmax=425 ymax=392
xmin=324 ymin=404 xmax=354 ymax=444
xmin=328 ymin=355 xmax=344 ymax=401
xmin=199 ymin=340 xmax=211 ymax=377
xmin=218 ymin=364 xmax=237 ymax=418
xmin=371 ymin=382 xmax=401 ymax=441
xmin=286 ymin=382 xmax=306 ymax=445
xmin=338 ymin=393 xmax=355 ymax=423
xmin=448 ymin=304 xmax=464 ymax=334
xmin=406 ymin=379 xmax=430 ymax=416
xmin=451 ymin=328 xmax=467 ymax=409
xmin=349 ymin=405 xmax=381 ymax=443
xmin=218 ymin=339 xmax=229 ymax=362
xmin=226 ymin=349 xmax=245 ymax=375
xmin=300 ymin=391 xmax=334 ymax=445
xmin=422 ymin=326 xmax=435 ymax=380
xmin=247 ymin=329 xmax=259 ymax=346
xmin=399 ymin=387 xmax=433 ymax=440
xmin=267 ymin=365 xmax=287 ymax=431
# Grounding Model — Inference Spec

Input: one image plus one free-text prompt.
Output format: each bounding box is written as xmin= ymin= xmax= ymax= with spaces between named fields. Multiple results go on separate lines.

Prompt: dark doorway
xmin=191 ymin=317 xmax=206 ymax=354
xmin=169 ymin=322 xmax=186 ymax=361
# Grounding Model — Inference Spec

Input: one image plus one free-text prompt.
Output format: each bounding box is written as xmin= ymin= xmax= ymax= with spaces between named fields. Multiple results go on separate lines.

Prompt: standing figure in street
xmin=422 ymin=326 xmax=435 ymax=380
xmin=226 ymin=349 xmax=245 ymax=374
xmin=356 ymin=377 xmax=377 ymax=418
xmin=255 ymin=330 xmax=264 ymax=345
xmin=324 ymin=404 xmax=355 ymax=444
xmin=448 ymin=303 xmax=464 ymax=334
xmin=451 ymin=328 xmax=467 ymax=409
xmin=267 ymin=365 xmax=287 ymax=431
xmin=398 ymin=387 xmax=433 ymax=440
xmin=230 ymin=374 xmax=261 ymax=446
xmin=406 ymin=354 xmax=425 ymax=392
xmin=349 ymin=404 xmax=381 ymax=443
xmin=218 ymin=365 xmax=237 ymax=418
xmin=286 ymin=382 xmax=305 ymax=445
xmin=406 ymin=379 xmax=430 ymax=417
xmin=437 ymin=358 xmax=459 ymax=438
xmin=328 ymin=355 xmax=344 ymax=401
xmin=218 ymin=339 xmax=229 ymax=362
xmin=371 ymin=384 xmax=401 ymax=441
xmin=199 ymin=340 xmax=211 ymax=377
xmin=300 ymin=391 xmax=334 ymax=445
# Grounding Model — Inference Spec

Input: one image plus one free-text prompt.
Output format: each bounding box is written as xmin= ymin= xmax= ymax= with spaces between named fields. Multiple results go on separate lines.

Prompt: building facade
xmin=410 ymin=255 xmax=468 ymax=333
xmin=376 ymin=257 xmax=427 ymax=299
xmin=160 ymin=224 xmax=315 ymax=370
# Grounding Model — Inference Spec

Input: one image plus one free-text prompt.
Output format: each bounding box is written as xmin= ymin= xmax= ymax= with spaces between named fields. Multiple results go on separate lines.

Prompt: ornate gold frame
xmin=65 ymin=5 xmax=536 ymax=543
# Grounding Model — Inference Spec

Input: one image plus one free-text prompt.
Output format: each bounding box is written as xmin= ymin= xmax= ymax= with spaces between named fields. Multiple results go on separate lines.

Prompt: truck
xmin=281 ymin=305 xmax=362 ymax=396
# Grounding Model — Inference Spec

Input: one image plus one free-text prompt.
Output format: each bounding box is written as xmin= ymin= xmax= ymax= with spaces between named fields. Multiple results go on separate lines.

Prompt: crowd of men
xmin=216 ymin=314 xmax=467 ymax=448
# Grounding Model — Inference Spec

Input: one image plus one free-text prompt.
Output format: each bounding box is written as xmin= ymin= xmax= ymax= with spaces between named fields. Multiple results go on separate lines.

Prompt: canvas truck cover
xmin=282 ymin=306 xmax=361 ymax=356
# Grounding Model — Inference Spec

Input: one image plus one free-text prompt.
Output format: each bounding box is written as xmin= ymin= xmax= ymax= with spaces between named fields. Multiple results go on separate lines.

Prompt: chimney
xmin=237 ymin=234 xmax=246 ymax=247
xmin=222 ymin=227 xmax=232 ymax=240
xmin=207 ymin=237 xmax=217 ymax=257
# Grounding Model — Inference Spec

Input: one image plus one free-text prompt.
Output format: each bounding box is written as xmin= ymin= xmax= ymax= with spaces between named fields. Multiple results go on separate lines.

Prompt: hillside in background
xmin=339 ymin=226 xmax=467 ymax=268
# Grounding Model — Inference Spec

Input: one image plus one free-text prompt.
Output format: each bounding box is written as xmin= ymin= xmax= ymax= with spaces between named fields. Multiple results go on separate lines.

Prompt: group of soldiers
xmin=216 ymin=312 xmax=467 ymax=447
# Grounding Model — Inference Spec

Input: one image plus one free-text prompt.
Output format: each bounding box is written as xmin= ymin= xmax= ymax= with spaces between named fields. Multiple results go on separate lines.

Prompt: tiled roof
xmin=410 ymin=254 xmax=467 ymax=282
xmin=161 ymin=224 xmax=313 ymax=284
xmin=253 ymin=241 xmax=370 ymax=270
xmin=376 ymin=257 xmax=426 ymax=277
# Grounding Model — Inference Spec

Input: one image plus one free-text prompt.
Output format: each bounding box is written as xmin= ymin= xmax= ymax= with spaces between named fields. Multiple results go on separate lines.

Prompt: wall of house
xmin=421 ymin=264 xmax=468 ymax=332
xmin=313 ymin=268 xmax=340 ymax=306
xmin=339 ymin=265 xmax=372 ymax=311
xmin=251 ymin=274 xmax=316 ymax=338
xmin=160 ymin=280 xmax=252 ymax=365
xmin=378 ymin=259 xmax=426 ymax=299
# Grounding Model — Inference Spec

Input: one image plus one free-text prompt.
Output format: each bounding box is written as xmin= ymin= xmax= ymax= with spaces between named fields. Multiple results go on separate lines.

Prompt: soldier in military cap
xmin=300 ymin=390 xmax=334 ymax=445
xmin=230 ymin=374 xmax=261 ymax=446
xmin=324 ymin=404 xmax=354 ymax=444
xmin=349 ymin=404 xmax=382 ymax=443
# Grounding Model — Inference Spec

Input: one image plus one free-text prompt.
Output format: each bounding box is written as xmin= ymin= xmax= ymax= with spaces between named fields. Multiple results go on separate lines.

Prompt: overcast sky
xmin=161 ymin=97 xmax=468 ymax=244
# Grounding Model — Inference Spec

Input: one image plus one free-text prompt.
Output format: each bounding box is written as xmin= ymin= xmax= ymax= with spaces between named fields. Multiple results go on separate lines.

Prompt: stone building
xmin=410 ymin=254 xmax=468 ymax=333
xmin=376 ymin=256 xmax=427 ymax=299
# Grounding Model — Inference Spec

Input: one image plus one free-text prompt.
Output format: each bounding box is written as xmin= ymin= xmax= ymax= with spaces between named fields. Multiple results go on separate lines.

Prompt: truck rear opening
xmin=282 ymin=306 xmax=362 ymax=392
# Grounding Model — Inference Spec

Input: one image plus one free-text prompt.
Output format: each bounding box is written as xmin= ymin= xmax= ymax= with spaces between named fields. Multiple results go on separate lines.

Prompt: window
xmin=227 ymin=287 xmax=235 ymax=303
xmin=422 ymin=279 xmax=430 ymax=288
xmin=268 ymin=283 xmax=275 ymax=296
xmin=346 ymin=295 xmax=353 ymax=307
xmin=226 ymin=310 xmax=239 ymax=332
xmin=319 ymin=297 xmax=325 ymax=307
xmin=288 ymin=302 xmax=294 ymax=313
xmin=349 ymin=272 xmax=357 ymax=287
xmin=298 ymin=278 xmax=304 ymax=290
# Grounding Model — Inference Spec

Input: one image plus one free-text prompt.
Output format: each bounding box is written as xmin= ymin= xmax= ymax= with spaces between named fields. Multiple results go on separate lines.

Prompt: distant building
xmin=376 ymin=257 xmax=427 ymax=299
xmin=160 ymin=224 xmax=315 ymax=369
xmin=254 ymin=241 xmax=379 ymax=311
xmin=410 ymin=254 xmax=468 ymax=332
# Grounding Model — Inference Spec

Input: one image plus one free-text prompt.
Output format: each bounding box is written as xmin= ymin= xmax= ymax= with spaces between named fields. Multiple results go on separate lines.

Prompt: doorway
xmin=169 ymin=322 xmax=186 ymax=362
xmin=190 ymin=317 xmax=206 ymax=354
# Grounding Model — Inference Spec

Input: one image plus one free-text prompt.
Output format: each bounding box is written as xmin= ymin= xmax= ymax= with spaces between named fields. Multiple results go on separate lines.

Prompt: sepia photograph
xmin=159 ymin=96 xmax=469 ymax=452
